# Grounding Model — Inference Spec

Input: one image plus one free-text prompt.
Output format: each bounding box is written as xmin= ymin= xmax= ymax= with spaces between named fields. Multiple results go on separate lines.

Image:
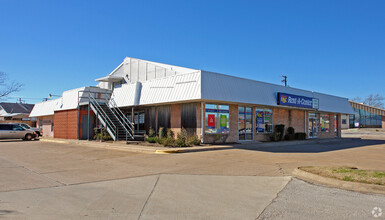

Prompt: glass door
xmin=308 ymin=112 xmax=318 ymax=138
xmin=238 ymin=106 xmax=253 ymax=140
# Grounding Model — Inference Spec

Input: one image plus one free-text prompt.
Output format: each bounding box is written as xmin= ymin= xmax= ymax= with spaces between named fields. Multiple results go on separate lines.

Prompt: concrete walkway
xmin=258 ymin=178 xmax=385 ymax=220
xmin=0 ymin=174 xmax=290 ymax=220
xmin=39 ymin=137 xmax=361 ymax=154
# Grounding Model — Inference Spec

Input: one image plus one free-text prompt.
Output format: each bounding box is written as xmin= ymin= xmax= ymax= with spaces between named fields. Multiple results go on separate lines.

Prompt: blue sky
xmin=0 ymin=0 xmax=384 ymax=104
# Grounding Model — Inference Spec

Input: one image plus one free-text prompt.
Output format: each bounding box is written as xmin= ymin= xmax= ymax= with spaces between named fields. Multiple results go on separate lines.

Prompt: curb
xmin=155 ymin=150 xmax=184 ymax=154
xmin=39 ymin=137 xmax=362 ymax=154
xmin=39 ymin=138 xmax=155 ymax=154
xmin=293 ymin=168 xmax=385 ymax=195
xmin=40 ymin=139 xmax=68 ymax=144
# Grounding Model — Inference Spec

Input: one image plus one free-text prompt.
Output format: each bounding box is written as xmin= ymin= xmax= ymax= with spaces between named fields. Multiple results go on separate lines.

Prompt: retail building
xmin=30 ymin=57 xmax=354 ymax=143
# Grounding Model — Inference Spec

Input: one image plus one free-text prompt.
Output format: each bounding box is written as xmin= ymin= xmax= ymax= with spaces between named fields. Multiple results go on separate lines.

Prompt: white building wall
xmin=201 ymin=71 xmax=354 ymax=114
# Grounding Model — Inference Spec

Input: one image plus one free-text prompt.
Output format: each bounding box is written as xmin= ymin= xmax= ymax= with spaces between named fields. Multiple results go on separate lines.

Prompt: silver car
xmin=12 ymin=123 xmax=42 ymax=137
xmin=0 ymin=124 xmax=37 ymax=140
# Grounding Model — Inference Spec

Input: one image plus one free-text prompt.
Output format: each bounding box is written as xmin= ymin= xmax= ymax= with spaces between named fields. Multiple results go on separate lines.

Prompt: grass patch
xmin=300 ymin=166 xmax=385 ymax=186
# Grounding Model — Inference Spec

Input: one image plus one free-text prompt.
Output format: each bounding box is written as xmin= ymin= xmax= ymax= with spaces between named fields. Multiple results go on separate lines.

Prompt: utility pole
xmin=282 ymin=75 xmax=287 ymax=87
xmin=17 ymin=98 xmax=25 ymax=103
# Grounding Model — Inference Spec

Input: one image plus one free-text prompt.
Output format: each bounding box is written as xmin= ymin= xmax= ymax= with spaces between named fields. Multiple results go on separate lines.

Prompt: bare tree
xmin=0 ymin=72 xmax=23 ymax=99
xmin=351 ymin=94 xmax=384 ymax=109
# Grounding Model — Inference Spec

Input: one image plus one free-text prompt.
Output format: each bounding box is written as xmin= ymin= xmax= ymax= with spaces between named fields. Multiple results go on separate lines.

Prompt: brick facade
xmin=54 ymin=109 xmax=95 ymax=139
xmin=54 ymin=109 xmax=79 ymax=139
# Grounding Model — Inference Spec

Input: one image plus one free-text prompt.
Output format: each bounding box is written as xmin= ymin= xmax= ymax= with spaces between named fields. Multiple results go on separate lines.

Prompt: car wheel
xmin=24 ymin=134 xmax=32 ymax=141
xmin=36 ymin=132 xmax=41 ymax=137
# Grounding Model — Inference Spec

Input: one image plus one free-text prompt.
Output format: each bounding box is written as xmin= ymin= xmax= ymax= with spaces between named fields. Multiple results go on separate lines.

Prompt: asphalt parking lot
xmin=0 ymin=133 xmax=385 ymax=219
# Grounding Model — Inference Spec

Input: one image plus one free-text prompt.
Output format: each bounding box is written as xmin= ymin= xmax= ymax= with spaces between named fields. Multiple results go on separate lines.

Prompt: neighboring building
xmin=346 ymin=101 xmax=385 ymax=129
xmin=0 ymin=102 xmax=36 ymax=126
xmin=30 ymin=57 xmax=354 ymax=143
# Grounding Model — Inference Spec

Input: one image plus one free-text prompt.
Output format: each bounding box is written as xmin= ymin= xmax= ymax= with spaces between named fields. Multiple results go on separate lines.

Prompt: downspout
xmin=77 ymin=90 xmax=80 ymax=140
xmin=201 ymin=102 xmax=204 ymax=144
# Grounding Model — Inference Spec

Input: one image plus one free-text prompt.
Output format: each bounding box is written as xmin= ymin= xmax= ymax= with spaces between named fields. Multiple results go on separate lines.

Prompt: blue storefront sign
xmin=277 ymin=93 xmax=319 ymax=109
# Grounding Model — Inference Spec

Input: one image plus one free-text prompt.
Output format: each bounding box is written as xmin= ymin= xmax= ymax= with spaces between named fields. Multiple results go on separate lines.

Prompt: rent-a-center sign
xmin=277 ymin=92 xmax=319 ymax=109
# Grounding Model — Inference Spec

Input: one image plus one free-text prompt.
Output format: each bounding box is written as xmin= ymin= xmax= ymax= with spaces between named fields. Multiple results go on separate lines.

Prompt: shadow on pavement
xmin=0 ymin=139 xmax=39 ymax=143
xmin=231 ymin=139 xmax=385 ymax=153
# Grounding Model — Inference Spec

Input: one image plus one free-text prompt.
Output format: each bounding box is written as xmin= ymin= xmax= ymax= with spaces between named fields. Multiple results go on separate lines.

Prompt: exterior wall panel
xmin=54 ymin=109 xmax=79 ymax=139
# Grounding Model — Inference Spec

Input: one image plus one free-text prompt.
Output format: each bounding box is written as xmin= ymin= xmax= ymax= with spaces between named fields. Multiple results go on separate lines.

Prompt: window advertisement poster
xmin=220 ymin=114 xmax=227 ymax=129
xmin=256 ymin=111 xmax=264 ymax=132
xmin=208 ymin=114 xmax=216 ymax=129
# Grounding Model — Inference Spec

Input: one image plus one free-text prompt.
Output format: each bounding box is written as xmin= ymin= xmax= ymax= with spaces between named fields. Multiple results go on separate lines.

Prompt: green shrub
xmin=161 ymin=137 xmax=176 ymax=147
xmin=274 ymin=124 xmax=285 ymax=140
xmin=295 ymin=132 xmax=307 ymax=140
xmin=167 ymin=129 xmax=175 ymax=138
xmin=287 ymin=127 xmax=295 ymax=135
xmin=270 ymin=132 xmax=281 ymax=141
xmin=284 ymin=134 xmax=295 ymax=141
xmin=179 ymin=128 xmax=188 ymax=141
xmin=158 ymin=127 xmax=165 ymax=139
xmin=187 ymin=135 xmax=201 ymax=146
xmin=175 ymin=138 xmax=188 ymax=147
xmin=94 ymin=130 xmax=113 ymax=141
xmin=175 ymin=128 xmax=189 ymax=147
xmin=146 ymin=137 xmax=158 ymax=143
xmin=148 ymin=127 xmax=156 ymax=137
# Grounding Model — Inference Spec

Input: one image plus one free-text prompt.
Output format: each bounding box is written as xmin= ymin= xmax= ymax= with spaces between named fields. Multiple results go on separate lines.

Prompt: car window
xmin=20 ymin=124 xmax=30 ymax=129
xmin=0 ymin=124 xmax=12 ymax=130
xmin=12 ymin=125 xmax=24 ymax=131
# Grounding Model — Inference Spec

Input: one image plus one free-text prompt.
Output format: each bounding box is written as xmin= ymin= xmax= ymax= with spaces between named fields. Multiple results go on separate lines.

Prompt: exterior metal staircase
xmin=89 ymin=95 xmax=135 ymax=141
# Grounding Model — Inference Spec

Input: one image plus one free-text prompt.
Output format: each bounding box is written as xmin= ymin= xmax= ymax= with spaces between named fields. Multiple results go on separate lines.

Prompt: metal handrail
xmin=89 ymin=96 xmax=117 ymax=138
xmin=107 ymin=94 xmax=135 ymax=134
xmin=101 ymin=95 xmax=134 ymax=140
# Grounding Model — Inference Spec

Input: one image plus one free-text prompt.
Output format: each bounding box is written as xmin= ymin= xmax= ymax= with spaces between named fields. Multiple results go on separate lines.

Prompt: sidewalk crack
xmin=137 ymin=174 xmax=160 ymax=220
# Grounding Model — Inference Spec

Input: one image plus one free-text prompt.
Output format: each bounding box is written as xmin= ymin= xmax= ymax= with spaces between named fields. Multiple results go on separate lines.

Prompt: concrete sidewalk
xmin=0 ymin=174 xmax=291 ymax=220
xmin=40 ymin=137 xmax=361 ymax=154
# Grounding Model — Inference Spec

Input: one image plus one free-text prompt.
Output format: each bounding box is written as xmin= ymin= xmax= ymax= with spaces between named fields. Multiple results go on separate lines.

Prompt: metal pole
xmin=88 ymin=92 xmax=90 ymax=141
xmin=100 ymin=124 xmax=103 ymax=142
xmin=201 ymin=102 xmax=204 ymax=143
xmin=132 ymin=107 xmax=135 ymax=130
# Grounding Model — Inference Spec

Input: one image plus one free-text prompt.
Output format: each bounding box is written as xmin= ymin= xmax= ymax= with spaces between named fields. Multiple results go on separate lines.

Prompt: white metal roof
xmin=113 ymin=71 xmax=201 ymax=107
xmin=29 ymin=98 xmax=60 ymax=117
xmin=96 ymin=57 xmax=198 ymax=89
xmin=30 ymin=87 xmax=110 ymax=117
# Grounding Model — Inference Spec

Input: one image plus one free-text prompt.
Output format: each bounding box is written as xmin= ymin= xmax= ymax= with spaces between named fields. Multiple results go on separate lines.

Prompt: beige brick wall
xmin=272 ymin=108 xmax=305 ymax=135
xmin=228 ymin=104 xmax=238 ymax=142
xmin=196 ymin=103 xmax=202 ymax=140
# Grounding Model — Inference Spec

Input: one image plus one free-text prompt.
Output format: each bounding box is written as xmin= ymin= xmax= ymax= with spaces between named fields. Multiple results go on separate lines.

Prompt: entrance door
xmin=308 ymin=112 xmax=318 ymax=138
xmin=81 ymin=115 xmax=94 ymax=140
xmin=238 ymin=106 xmax=253 ymax=141
xmin=128 ymin=112 xmax=145 ymax=132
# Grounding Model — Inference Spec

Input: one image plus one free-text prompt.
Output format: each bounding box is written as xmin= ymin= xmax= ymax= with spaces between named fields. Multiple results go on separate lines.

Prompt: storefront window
xmin=205 ymin=104 xmax=230 ymax=134
xmin=255 ymin=108 xmax=273 ymax=133
xmin=320 ymin=114 xmax=330 ymax=132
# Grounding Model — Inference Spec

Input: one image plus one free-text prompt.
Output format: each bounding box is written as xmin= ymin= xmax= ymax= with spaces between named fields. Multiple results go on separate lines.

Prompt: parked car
xmin=12 ymin=123 xmax=42 ymax=137
xmin=0 ymin=124 xmax=37 ymax=140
